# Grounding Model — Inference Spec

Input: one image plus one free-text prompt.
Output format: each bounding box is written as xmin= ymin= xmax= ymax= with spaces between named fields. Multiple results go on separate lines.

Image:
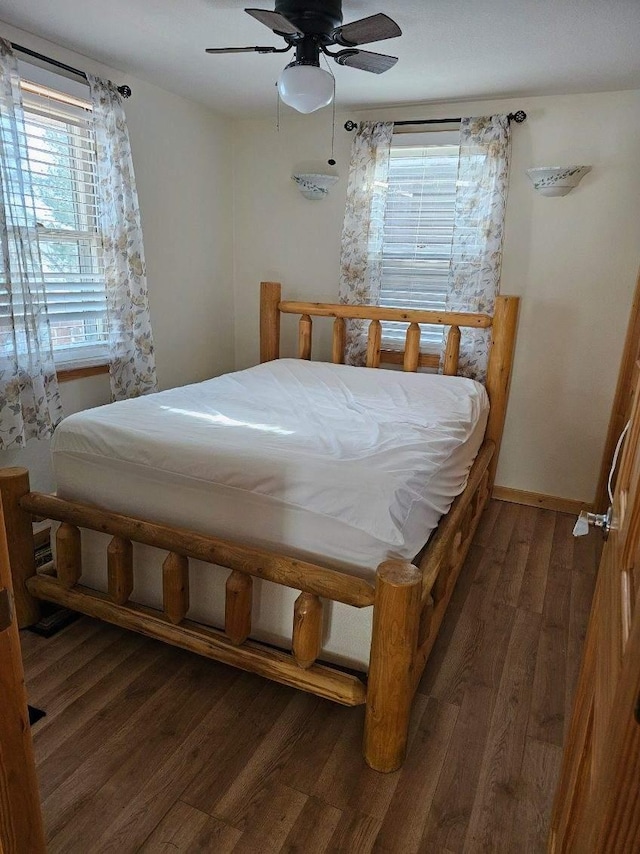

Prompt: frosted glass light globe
xmin=277 ymin=64 xmax=334 ymax=114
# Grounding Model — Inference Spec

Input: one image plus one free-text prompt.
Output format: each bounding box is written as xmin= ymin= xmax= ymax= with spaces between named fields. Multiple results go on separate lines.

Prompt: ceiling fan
xmin=206 ymin=0 xmax=402 ymax=113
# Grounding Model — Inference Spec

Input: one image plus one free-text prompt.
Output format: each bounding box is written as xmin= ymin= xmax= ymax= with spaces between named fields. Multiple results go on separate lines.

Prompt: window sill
xmin=57 ymin=363 xmax=109 ymax=383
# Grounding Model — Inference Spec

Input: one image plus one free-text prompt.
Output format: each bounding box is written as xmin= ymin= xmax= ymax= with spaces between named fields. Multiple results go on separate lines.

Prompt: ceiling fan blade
xmin=333 ymin=13 xmax=401 ymax=47
xmin=334 ymin=49 xmax=398 ymax=74
xmin=245 ymin=8 xmax=303 ymax=37
xmin=205 ymin=46 xmax=280 ymax=53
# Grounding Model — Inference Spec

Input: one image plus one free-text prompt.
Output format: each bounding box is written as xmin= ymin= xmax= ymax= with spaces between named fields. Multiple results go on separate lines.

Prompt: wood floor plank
xmin=280 ymin=796 xmax=343 ymax=853
xmin=528 ymin=514 xmax=574 ymax=746
xmin=565 ymin=527 xmax=598 ymax=741
xmin=517 ymin=738 xmax=564 ymax=854
xmin=462 ymin=608 xmax=542 ymax=853
xmin=26 ymin=622 xmax=124 ymax=704
xmin=181 ymin=681 xmax=295 ymax=816
xmin=517 ymin=509 xmax=556 ymax=614
xmin=138 ymin=801 xmax=217 ymax=853
xmin=35 ymin=640 xmax=176 ymax=799
xmin=326 ymin=809 xmax=382 ymax=853
xmin=31 ymin=630 xmax=146 ymax=723
xmin=473 ymin=498 xmax=502 ymax=548
xmin=276 ymin=698 xmax=347 ymax=794
xmin=373 ymin=697 xmax=459 ymax=853
xmin=18 ymin=626 xmax=47 ymax=660
xmin=426 ymin=585 xmax=515 ymax=706
xmin=470 ymin=501 xmax=520 ymax=601
xmin=417 ymin=543 xmax=483 ymax=698
xmin=32 ymin=632 xmax=166 ymax=766
xmin=230 ymin=783 xmax=307 ymax=853
xmin=140 ymin=800 xmax=241 ymax=853
xmin=494 ymin=504 xmax=538 ymax=608
xmin=89 ymin=674 xmax=262 ymax=853
xmin=45 ymin=655 xmax=236 ymax=851
xmin=419 ymin=682 xmax=497 ymax=852
xmin=22 ymin=617 xmax=108 ymax=675
xmin=211 ymin=692 xmax=318 ymax=829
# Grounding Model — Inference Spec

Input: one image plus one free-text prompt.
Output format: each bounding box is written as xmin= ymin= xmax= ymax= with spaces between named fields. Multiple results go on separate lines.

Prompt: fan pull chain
xmin=322 ymin=53 xmax=337 ymax=166
xmin=329 ymin=80 xmax=336 ymax=165
xmin=275 ymin=82 xmax=280 ymax=133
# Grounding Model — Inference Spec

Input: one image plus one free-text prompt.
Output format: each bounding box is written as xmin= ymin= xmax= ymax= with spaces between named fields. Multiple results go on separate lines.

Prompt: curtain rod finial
xmin=117 ymin=85 xmax=132 ymax=98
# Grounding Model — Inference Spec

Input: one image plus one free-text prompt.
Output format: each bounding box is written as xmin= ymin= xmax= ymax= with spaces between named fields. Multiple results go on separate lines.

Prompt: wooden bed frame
xmin=1 ymin=282 xmax=519 ymax=773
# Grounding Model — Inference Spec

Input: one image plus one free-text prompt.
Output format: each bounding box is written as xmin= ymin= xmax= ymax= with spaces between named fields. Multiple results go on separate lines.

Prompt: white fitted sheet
xmin=51 ymin=359 xmax=489 ymax=669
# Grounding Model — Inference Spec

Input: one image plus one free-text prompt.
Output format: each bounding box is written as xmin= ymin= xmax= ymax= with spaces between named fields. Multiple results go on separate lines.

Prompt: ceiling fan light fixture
xmin=277 ymin=63 xmax=334 ymax=113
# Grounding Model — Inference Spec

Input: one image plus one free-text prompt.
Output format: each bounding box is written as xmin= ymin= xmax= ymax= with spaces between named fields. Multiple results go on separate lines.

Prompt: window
xmin=379 ymin=132 xmax=460 ymax=351
xmin=20 ymin=78 xmax=107 ymax=366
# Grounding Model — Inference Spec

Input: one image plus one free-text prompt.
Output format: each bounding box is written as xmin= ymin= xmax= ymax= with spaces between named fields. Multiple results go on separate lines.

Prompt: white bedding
xmin=52 ymin=359 xmax=489 ymax=668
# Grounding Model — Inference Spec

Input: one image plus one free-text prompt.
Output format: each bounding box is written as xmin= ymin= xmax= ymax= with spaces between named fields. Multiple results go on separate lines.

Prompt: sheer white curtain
xmin=0 ymin=39 xmax=63 ymax=450
xmin=441 ymin=115 xmax=512 ymax=381
xmin=338 ymin=121 xmax=393 ymax=365
xmin=88 ymin=75 xmax=158 ymax=400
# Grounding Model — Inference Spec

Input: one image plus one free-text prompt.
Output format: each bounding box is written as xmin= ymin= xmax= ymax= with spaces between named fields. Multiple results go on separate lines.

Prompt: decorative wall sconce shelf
xmin=526 ymin=165 xmax=592 ymax=197
xmin=292 ymin=173 xmax=339 ymax=200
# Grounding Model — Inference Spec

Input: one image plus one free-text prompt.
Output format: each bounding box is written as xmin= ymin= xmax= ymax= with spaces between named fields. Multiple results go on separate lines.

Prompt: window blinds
xmin=379 ymin=141 xmax=459 ymax=350
xmin=20 ymin=81 xmax=107 ymax=363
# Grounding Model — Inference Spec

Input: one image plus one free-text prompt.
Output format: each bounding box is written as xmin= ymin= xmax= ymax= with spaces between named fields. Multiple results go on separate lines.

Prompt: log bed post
xmin=0 ymin=468 xmax=39 ymax=628
xmin=485 ymin=295 xmax=520 ymax=488
xmin=260 ymin=281 xmax=281 ymax=363
xmin=364 ymin=560 xmax=422 ymax=772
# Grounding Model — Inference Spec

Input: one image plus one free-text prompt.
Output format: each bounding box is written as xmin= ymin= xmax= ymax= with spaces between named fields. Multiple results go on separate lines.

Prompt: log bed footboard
xmin=2 ymin=283 xmax=517 ymax=773
xmin=0 ymin=440 xmax=494 ymax=772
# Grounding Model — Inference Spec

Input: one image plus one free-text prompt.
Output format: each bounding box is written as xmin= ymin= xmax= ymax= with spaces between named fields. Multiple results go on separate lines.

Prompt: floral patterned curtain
xmin=338 ymin=121 xmax=393 ymax=365
xmin=441 ymin=115 xmax=511 ymax=381
xmin=0 ymin=39 xmax=64 ymax=450
xmin=88 ymin=76 xmax=157 ymax=399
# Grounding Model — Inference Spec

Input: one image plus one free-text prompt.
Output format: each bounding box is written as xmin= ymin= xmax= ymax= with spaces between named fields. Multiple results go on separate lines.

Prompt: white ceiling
xmin=1 ymin=0 xmax=639 ymax=117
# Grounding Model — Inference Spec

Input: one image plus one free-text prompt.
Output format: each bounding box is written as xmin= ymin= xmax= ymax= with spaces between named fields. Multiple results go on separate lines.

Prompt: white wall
xmin=232 ymin=90 xmax=640 ymax=503
xmin=0 ymin=22 xmax=235 ymax=490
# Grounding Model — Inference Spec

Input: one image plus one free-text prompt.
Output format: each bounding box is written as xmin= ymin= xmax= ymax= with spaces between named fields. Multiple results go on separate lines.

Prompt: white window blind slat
xmin=379 ymin=140 xmax=459 ymax=351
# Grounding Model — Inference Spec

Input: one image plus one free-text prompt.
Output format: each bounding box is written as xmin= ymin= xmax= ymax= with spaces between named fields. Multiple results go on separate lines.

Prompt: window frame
xmin=16 ymin=61 xmax=109 ymax=374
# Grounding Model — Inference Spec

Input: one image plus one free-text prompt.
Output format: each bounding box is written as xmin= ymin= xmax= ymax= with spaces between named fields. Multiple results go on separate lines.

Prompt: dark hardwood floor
xmin=20 ymin=500 xmax=599 ymax=853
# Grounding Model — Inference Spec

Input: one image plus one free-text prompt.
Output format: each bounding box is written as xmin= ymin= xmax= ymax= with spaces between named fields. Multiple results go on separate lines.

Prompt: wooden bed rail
xmin=278 ymin=300 xmax=493 ymax=327
xmin=19 ymin=492 xmax=375 ymax=610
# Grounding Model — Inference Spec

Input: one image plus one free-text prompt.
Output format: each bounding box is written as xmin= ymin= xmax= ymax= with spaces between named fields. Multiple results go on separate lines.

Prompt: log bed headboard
xmin=259 ymin=281 xmax=519 ymax=487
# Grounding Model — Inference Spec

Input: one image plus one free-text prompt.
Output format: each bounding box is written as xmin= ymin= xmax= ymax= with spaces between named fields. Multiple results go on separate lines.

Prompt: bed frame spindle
xmin=163 ymin=553 xmax=189 ymax=625
xmin=443 ymin=325 xmax=461 ymax=376
xmin=56 ymin=522 xmax=81 ymax=588
xmin=403 ymin=323 xmax=421 ymax=372
xmin=298 ymin=314 xmax=312 ymax=360
xmin=366 ymin=319 xmax=382 ymax=368
xmin=332 ymin=316 xmax=345 ymax=364
xmin=107 ymin=536 xmax=133 ymax=605
xmin=292 ymin=591 xmax=323 ymax=669
xmin=225 ymin=570 xmax=252 ymax=645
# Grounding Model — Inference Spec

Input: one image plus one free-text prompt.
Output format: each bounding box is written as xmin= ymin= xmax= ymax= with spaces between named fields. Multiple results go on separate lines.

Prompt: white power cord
xmin=573 ymin=419 xmax=630 ymax=537
xmin=608 ymin=419 xmax=631 ymax=503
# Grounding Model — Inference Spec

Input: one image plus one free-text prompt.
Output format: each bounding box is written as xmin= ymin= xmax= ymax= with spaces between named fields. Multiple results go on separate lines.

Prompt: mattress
xmin=51 ymin=359 xmax=489 ymax=668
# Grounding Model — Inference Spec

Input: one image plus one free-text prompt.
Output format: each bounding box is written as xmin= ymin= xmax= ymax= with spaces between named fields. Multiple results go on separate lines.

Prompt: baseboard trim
xmin=492 ymin=486 xmax=593 ymax=516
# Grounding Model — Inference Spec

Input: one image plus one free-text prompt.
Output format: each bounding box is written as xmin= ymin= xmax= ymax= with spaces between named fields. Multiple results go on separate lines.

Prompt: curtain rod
xmin=10 ymin=42 xmax=132 ymax=98
xmin=344 ymin=110 xmax=526 ymax=132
